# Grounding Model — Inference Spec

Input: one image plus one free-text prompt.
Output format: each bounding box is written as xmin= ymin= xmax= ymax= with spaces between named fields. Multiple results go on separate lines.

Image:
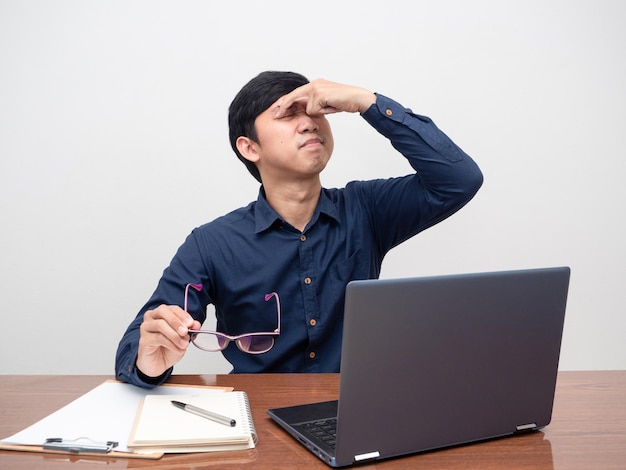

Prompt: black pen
xmin=171 ymin=400 xmax=236 ymax=427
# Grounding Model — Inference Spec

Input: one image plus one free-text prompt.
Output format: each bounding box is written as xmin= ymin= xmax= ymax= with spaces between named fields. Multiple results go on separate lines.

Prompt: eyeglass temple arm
xmin=186 ymin=284 xmax=279 ymax=333
xmin=184 ymin=283 xmax=203 ymax=312
xmin=264 ymin=292 xmax=281 ymax=333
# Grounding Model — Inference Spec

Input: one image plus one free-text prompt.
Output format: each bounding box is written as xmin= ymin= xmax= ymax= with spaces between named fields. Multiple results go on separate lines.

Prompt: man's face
xmin=251 ymin=99 xmax=334 ymax=183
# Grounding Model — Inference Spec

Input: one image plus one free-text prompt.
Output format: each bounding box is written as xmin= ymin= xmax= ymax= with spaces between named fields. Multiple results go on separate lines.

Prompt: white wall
xmin=1 ymin=0 xmax=624 ymax=375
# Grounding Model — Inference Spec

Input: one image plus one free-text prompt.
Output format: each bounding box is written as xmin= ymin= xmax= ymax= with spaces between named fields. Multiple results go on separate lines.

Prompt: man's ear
xmin=236 ymin=136 xmax=260 ymax=163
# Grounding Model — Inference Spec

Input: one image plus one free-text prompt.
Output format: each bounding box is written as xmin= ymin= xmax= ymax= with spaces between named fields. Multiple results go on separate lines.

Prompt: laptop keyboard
xmin=299 ymin=418 xmax=338 ymax=449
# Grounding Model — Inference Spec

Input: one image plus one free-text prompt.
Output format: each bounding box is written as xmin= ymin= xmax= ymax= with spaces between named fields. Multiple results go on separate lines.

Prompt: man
xmin=115 ymin=71 xmax=483 ymax=388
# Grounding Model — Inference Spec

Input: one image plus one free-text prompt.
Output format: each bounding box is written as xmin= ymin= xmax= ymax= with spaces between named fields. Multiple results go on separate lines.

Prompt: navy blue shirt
xmin=115 ymin=94 xmax=483 ymax=387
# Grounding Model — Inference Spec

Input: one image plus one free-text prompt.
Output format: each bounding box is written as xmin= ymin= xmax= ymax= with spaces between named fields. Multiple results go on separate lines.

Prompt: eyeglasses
xmin=183 ymin=283 xmax=281 ymax=354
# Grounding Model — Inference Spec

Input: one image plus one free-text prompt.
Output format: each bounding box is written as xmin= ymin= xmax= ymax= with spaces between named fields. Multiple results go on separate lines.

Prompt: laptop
xmin=267 ymin=266 xmax=570 ymax=467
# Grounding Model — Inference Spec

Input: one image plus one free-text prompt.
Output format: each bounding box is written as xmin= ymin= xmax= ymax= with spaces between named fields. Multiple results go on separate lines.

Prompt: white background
xmin=1 ymin=0 xmax=624 ymax=375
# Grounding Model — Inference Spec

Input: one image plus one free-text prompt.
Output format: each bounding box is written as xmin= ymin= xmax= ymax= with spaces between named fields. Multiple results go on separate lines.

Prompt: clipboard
xmin=43 ymin=436 xmax=120 ymax=453
xmin=0 ymin=379 xmax=233 ymax=460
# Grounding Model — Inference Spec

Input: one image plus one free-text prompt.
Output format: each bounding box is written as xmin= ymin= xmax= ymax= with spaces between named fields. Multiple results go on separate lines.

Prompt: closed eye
xmin=280 ymin=102 xmax=307 ymax=119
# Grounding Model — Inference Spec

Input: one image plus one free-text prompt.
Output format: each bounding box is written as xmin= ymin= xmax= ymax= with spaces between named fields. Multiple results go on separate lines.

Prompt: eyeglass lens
xmin=191 ymin=333 xmax=275 ymax=354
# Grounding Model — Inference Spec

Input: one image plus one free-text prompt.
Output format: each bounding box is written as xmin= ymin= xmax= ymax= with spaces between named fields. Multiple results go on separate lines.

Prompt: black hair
xmin=228 ymin=71 xmax=309 ymax=183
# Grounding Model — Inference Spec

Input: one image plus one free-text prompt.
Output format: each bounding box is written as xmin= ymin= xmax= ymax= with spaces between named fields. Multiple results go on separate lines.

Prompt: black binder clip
xmin=44 ymin=437 xmax=119 ymax=454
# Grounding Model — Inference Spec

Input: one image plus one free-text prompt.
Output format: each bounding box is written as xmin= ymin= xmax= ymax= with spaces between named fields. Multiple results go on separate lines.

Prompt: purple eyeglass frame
xmin=183 ymin=283 xmax=281 ymax=354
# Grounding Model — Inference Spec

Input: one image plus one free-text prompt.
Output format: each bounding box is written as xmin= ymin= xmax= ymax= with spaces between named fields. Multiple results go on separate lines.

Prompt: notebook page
xmin=128 ymin=392 xmax=253 ymax=447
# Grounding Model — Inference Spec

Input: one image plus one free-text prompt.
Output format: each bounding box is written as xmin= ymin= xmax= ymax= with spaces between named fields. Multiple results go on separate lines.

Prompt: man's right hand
xmin=135 ymin=305 xmax=201 ymax=378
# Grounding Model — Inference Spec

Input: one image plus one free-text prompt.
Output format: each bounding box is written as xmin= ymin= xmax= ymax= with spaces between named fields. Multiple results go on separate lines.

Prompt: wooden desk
xmin=1 ymin=371 xmax=625 ymax=469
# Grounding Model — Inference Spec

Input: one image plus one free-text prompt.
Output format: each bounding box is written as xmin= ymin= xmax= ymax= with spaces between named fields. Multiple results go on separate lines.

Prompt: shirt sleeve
xmin=358 ymin=93 xmax=484 ymax=250
xmin=114 ymin=231 xmax=211 ymax=388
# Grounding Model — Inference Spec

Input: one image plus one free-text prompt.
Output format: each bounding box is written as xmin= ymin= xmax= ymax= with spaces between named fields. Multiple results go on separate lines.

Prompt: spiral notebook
xmin=0 ymin=380 xmax=239 ymax=459
xmin=128 ymin=392 xmax=257 ymax=453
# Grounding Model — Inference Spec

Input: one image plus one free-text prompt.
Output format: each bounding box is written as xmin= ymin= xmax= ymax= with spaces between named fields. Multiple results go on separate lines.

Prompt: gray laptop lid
xmin=267 ymin=267 xmax=570 ymax=467
xmin=334 ymin=267 xmax=569 ymax=466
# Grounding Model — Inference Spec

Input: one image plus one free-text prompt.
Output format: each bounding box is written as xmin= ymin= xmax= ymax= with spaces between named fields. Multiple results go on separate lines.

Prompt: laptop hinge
xmin=516 ymin=423 xmax=537 ymax=431
xmin=354 ymin=451 xmax=380 ymax=462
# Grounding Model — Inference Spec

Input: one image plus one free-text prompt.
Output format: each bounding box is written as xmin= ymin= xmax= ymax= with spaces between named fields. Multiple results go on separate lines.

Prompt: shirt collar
xmin=254 ymin=187 xmax=340 ymax=234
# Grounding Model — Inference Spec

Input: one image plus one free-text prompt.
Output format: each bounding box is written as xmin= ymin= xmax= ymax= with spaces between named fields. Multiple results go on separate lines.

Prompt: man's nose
xmin=298 ymin=114 xmax=319 ymax=133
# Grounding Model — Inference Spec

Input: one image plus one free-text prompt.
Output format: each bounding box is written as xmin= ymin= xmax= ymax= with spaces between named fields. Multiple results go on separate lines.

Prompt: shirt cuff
xmin=136 ymin=366 xmax=171 ymax=386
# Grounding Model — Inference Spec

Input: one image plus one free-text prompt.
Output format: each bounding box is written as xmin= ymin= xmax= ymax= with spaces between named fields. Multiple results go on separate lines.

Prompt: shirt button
xmin=309 ymin=351 xmax=316 ymax=359
xmin=304 ymin=277 xmax=312 ymax=285
xmin=300 ymin=234 xmax=306 ymax=242
xmin=385 ymin=108 xmax=393 ymax=116
xmin=309 ymin=319 xmax=317 ymax=326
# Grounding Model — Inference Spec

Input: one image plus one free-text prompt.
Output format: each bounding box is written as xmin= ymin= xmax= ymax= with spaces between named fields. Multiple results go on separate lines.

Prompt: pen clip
xmin=43 ymin=437 xmax=119 ymax=453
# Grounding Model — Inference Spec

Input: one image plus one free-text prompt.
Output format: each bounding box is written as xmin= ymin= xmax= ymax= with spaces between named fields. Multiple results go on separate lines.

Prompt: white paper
xmin=1 ymin=381 xmax=226 ymax=452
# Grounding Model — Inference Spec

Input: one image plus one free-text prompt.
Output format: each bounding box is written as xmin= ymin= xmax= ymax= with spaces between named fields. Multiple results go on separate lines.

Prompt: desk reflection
xmin=32 ymin=433 xmax=551 ymax=470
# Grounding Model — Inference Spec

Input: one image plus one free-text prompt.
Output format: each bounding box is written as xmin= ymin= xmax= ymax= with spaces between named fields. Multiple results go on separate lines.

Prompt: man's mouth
xmin=299 ymin=136 xmax=324 ymax=148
